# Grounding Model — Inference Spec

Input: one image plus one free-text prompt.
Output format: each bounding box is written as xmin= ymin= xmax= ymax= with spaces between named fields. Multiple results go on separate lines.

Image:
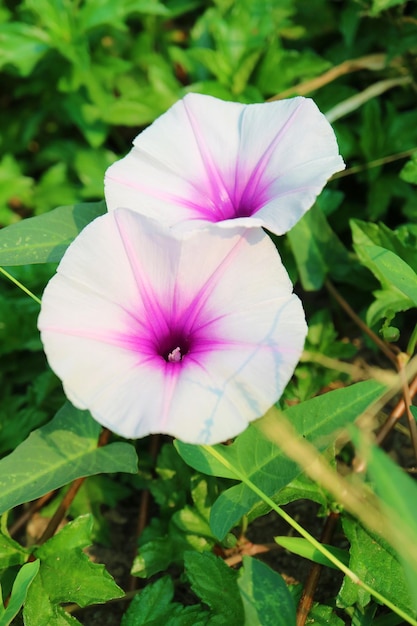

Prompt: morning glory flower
xmin=104 ymin=94 xmax=344 ymax=235
xmin=38 ymin=209 xmax=307 ymax=444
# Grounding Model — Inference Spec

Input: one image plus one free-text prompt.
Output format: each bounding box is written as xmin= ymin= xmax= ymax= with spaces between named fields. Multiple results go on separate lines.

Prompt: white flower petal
xmin=39 ymin=209 xmax=307 ymax=444
xmin=104 ymin=93 xmax=344 ymax=235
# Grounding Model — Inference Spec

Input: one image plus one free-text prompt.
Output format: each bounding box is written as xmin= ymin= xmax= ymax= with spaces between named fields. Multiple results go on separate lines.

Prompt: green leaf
xmin=287 ymin=203 xmax=350 ymax=291
xmin=68 ymin=475 xmax=132 ymax=545
xmin=0 ymin=528 xmax=28 ymax=568
xmin=274 ymin=537 xmax=349 ymax=570
xmin=366 ymin=288 xmax=412 ymax=328
xmin=0 ymin=23 xmax=50 ymax=76
xmin=121 ymin=575 xmax=210 ymax=626
xmin=238 ymin=556 xmax=296 ymax=626
xmin=184 ymin=551 xmax=244 ymax=624
xmin=400 ymin=153 xmax=417 ymax=185
xmin=0 ymin=560 xmax=40 ymax=626
xmin=23 ymin=578 xmax=80 ymax=626
xmin=0 ymin=402 xmax=138 ymax=514
xmin=353 ymin=244 xmax=417 ymax=307
xmin=350 ymin=430 xmax=417 ymax=615
xmin=246 ymin=472 xmax=329 ymax=525
xmin=338 ymin=517 xmax=416 ymax=617
xmin=351 ymin=219 xmax=417 ymax=274
xmin=121 ymin=577 xmax=175 ymax=626
xmin=131 ymin=517 xmax=213 ymax=579
xmin=37 ymin=516 xmax=123 ymax=605
xmin=0 ymin=201 xmax=106 ymax=265
xmin=307 ymin=604 xmax=345 ymax=626
xmin=177 ymin=380 xmax=386 ymax=539
xmin=24 ymin=516 xmax=123 ymax=626
xmin=0 ymin=155 xmax=34 ymax=221
xmin=370 ymin=0 xmax=406 ymax=15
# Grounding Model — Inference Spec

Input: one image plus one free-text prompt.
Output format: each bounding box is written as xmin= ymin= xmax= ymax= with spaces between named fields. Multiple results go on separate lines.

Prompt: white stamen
xmin=168 ymin=346 xmax=182 ymax=362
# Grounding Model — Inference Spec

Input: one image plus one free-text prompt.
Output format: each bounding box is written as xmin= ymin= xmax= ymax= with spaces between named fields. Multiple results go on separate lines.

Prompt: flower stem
xmin=203 ymin=443 xmax=417 ymax=626
xmin=407 ymin=322 xmax=417 ymax=356
xmin=0 ymin=266 xmax=42 ymax=305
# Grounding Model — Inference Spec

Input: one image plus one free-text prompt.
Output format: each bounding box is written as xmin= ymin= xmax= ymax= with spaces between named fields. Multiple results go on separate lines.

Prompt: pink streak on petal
xmin=178 ymin=236 xmax=246 ymax=334
xmin=106 ymin=169 xmax=210 ymax=216
xmin=113 ymin=210 xmax=169 ymax=342
xmin=182 ymin=97 xmax=233 ymax=220
xmin=234 ymin=100 xmax=304 ymax=213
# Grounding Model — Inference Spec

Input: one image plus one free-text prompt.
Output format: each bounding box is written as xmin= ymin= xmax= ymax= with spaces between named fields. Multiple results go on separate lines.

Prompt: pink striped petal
xmin=105 ymin=94 xmax=344 ymax=234
xmin=38 ymin=209 xmax=307 ymax=444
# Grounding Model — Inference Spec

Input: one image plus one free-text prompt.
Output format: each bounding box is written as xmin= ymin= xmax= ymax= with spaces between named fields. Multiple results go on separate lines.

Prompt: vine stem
xmin=127 ymin=434 xmax=160 ymax=592
xmin=37 ymin=428 xmax=111 ymax=544
xmin=202 ymin=429 xmax=417 ymax=626
xmin=376 ymin=374 xmax=417 ymax=445
xmin=296 ymin=512 xmax=340 ymax=626
xmin=325 ymin=279 xmax=398 ymax=366
xmin=326 ymin=279 xmax=417 ymax=460
xmin=0 ymin=266 xmax=41 ymax=305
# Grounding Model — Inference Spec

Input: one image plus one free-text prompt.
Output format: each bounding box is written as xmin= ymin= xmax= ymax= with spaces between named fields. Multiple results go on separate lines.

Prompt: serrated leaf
xmin=24 ymin=516 xmax=123 ymax=626
xmin=238 ymin=556 xmax=296 ymax=626
xmin=0 ymin=201 xmax=106 ymax=265
xmin=33 ymin=516 xmax=123 ymax=606
xmin=274 ymin=537 xmax=349 ymax=570
xmin=23 ymin=578 xmax=80 ymax=626
xmin=184 ymin=551 xmax=244 ymax=624
xmin=177 ymin=380 xmax=386 ymax=539
xmin=0 ymin=402 xmax=138 ymax=514
xmin=0 ymin=560 xmax=39 ymax=626
xmin=338 ymin=517 xmax=415 ymax=617
xmin=121 ymin=576 xmax=210 ymax=626
xmin=121 ymin=577 xmax=174 ymax=626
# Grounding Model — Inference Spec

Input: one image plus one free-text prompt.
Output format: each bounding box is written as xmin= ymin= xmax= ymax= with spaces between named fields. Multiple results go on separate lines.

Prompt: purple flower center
xmin=156 ymin=329 xmax=192 ymax=363
xmin=196 ymin=167 xmax=272 ymax=222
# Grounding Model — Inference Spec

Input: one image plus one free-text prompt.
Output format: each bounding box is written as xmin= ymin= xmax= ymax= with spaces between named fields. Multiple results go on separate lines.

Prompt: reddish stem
xmin=325 ymin=280 xmax=398 ymax=367
xmin=376 ymin=374 xmax=417 ymax=445
xmin=296 ymin=512 xmax=340 ymax=626
xmin=9 ymin=491 xmax=57 ymax=537
xmin=127 ymin=434 xmax=160 ymax=591
xmin=37 ymin=428 xmax=111 ymax=544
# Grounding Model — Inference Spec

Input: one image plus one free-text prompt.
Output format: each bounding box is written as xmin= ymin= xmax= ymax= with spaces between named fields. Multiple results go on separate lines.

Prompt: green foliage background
xmin=1 ymin=0 xmax=417 ymax=624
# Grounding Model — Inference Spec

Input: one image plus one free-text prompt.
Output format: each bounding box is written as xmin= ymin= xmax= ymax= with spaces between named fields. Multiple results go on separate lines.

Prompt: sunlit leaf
xmin=0 ymin=201 xmax=106 ymax=266
xmin=274 ymin=536 xmax=349 ymax=569
xmin=177 ymin=380 xmax=386 ymax=539
xmin=23 ymin=516 xmax=123 ymax=626
xmin=0 ymin=402 xmax=138 ymax=514
xmin=353 ymin=244 xmax=417 ymax=307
